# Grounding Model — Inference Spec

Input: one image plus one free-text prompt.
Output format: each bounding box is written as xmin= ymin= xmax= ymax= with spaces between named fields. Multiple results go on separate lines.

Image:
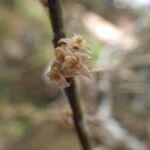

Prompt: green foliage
xmin=15 ymin=0 xmax=52 ymax=33
xmin=85 ymin=37 xmax=102 ymax=62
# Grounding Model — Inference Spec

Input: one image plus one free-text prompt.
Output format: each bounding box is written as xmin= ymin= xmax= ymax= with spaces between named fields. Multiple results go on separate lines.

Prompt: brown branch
xmin=47 ymin=0 xmax=92 ymax=150
xmin=47 ymin=0 xmax=65 ymax=46
xmin=65 ymin=78 xmax=92 ymax=150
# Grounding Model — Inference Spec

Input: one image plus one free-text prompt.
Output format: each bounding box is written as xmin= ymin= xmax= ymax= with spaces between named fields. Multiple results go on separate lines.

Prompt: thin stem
xmin=47 ymin=0 xmax=92 ymax=150
xmin=47 ymin=0 xmax=65 ymax=46
xmin=65 ymin=78 xmax=92 ymax=150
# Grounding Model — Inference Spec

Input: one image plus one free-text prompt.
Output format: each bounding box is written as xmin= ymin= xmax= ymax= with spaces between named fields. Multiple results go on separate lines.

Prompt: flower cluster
xmin=47 ymin=34 xmax=92 ymax=88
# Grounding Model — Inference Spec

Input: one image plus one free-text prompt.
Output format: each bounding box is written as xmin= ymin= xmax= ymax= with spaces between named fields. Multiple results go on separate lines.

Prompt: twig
xmin=47 ymin=0 xmax=65 ymax=46
xmin=47 ymin=0 xmax=92 ymax=150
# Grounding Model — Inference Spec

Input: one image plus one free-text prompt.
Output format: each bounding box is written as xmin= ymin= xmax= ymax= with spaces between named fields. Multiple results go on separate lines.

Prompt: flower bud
xmin=65 ymin=55 xmax=78 ymax=66
xmin=72 ymin=35 xmax=83 ymax=48
xmin=54 ymin=47 xmax=65 ymax=61
xmin=47 ymin=69 xmax=60 ymax=80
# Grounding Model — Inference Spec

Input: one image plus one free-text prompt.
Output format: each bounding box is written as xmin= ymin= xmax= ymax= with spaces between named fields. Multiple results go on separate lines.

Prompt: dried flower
xmin=47 ymin=34 xmax=92 ymax=88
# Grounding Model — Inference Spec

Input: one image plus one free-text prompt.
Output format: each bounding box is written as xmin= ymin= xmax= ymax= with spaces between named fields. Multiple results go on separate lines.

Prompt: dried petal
xmin=78 ymin=65 xmax=92 ymax=79
xmin=74 ymin=52 xmax=91 ymax=62
xmin=58 ymin=75 xmax=70 ymax=88
xmin=58 ymin=38 xmax=72 ymax=45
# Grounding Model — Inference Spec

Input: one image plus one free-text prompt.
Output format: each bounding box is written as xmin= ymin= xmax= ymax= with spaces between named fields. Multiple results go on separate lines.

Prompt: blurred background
xmin=0 ymin=0 xmax=150 ymax=150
